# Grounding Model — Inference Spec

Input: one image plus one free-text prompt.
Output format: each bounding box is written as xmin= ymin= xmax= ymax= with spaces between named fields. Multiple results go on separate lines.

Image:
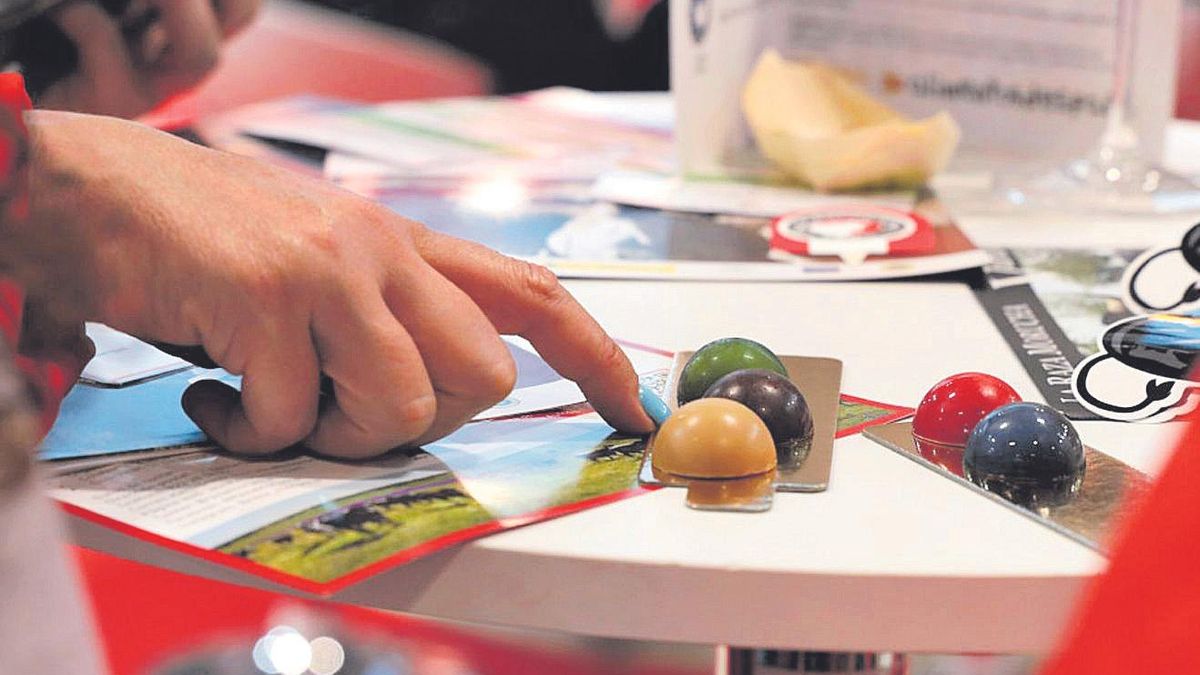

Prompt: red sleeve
xmin=0 ymin=73 xmax=83 ymax=432
xmin=1039 ymin=409 xmax=1200 ymax=674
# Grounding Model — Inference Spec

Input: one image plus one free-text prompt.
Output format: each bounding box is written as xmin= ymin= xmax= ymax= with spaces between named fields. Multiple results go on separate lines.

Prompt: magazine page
xmin=51 ymin=381 xmax=911 ymax=594
xmin=40 ymin=337 xmax=659 ymax=464
xmin=224 ymin=95 xmax=673 ymax=181
xmin=197 ymin=95 xmax=987 ymax=282
xmin=368 ymin=181 xmax=987 ymax=282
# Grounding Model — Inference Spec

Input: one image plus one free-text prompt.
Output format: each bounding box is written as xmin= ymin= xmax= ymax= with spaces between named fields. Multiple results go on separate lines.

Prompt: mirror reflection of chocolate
xmin=684 ymin=471 xmax=775 ymax=508
xmin=864 ymin=421 xmax=1150 ymax=553
xmin=912 ymin=436 xmax=965 ymax=479
xmin=963 ymin=466 xmax=1084 ymax=509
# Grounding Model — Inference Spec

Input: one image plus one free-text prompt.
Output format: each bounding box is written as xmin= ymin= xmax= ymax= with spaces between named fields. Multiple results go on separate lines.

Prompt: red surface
xmin=73 ymin=546 xmax=705 ymax=675
xmin=1176 ymin=1 xmax=1200 ymax=120
xmin=912 ymin=437 xmax=967 ymax=478
xmin=911 ymin=373 xmax=1020 ymax=447
xmin=1039 ymin=411 xmax=1200 ymax=674
xmin=141 ymin=0 xmax=491 ymax=130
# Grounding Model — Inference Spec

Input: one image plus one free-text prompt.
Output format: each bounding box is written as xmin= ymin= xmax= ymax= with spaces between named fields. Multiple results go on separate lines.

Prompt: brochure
xmin=41 ymin=336 xmax=655 ymax=464
xmin=52 ymin=372 xmax=912 ymax=594
xmin=204 ymin=94 xmax=674 ymax=182
xmin=367 ymin=181 xmax=988 ymax=282
xmin=199 ymin=95 xmax=987 ymax=282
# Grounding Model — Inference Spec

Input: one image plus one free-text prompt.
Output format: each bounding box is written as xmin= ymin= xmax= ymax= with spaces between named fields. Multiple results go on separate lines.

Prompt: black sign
xmin=975 ymin=284 xmax=1100 ymax=421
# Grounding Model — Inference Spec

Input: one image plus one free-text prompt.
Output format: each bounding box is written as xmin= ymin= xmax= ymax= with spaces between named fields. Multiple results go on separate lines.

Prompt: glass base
xmin=720 ymin=648 xmax=907 ymax=674
xmin=997 ymin=146 xmax=1200 ymax=215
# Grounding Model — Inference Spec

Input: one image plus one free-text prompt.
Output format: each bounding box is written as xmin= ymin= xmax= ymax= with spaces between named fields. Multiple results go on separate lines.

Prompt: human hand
xmin=35 ymin=0 xmax=260 ymax=118
xmin=19 ymin=111 xmax=654 ymax=458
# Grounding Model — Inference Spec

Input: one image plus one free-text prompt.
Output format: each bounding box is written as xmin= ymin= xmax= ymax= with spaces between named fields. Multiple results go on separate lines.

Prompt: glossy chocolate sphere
xmin=964 ymin=402 xmax=1086 ymax=508
xmin=912 ymin=372 xmax=1021 ymax=447
xmin=652 ymin=398 xmax=777 ymax=479
xmin=677 ymin=338 xmax=787 ymax=406
xmin=703 ymin=369 xmax=813 ymax=462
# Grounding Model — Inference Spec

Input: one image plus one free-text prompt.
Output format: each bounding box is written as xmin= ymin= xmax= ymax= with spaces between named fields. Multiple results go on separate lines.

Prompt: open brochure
xmin=51 ymin=342 xmax=912 ymax=596
xmin=41 ymin=334 xmax=642 ymax=463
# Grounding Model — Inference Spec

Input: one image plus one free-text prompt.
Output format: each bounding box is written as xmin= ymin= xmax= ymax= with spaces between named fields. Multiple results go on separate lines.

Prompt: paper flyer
xmin=196 ymin=95 xmax=989 ymax=282
xmin=40 ymin=335 xmax=653 ymax=464
xmin=52 ymin=378 xmax=912 ymax=593
xmin=219 ymin=94 xmax=674 ymax=182
xmin=80 ymin=323 xmax=190 ymax=386
xmin=363 ymin=181 xmax=988 ymax=282
xmin=975 ymin=247 xmax=1146 ymax=420
xmin=591 ymin=170 xmax=917 ymax=218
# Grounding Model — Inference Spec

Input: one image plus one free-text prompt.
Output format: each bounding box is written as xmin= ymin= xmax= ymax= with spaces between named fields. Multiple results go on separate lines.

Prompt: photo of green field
xmin=219 ymin=397 xmax=905 ymax=584
xmin=836 ymin=398 xmax=909 ymax=432
xmin=991 ymin=247 xmax=1141 ymax=355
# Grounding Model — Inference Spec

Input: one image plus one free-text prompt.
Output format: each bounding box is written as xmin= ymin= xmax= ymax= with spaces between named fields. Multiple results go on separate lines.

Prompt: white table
xmin=327 ymin=275 xmax=1185 ymax=654
xmin=336 ymin=120 xmax=1198 ymax=654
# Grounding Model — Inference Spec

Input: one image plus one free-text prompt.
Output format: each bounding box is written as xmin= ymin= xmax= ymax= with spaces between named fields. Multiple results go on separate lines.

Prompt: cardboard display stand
xmin=672 ymin=0 xmax=1181 ymax=177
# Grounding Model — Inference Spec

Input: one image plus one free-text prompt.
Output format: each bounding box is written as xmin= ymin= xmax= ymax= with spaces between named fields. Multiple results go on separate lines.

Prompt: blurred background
xmin=304 ymin=0 xmax=668 ymax=93
xmin=147 ymin=0 xmax=1200 ymax=129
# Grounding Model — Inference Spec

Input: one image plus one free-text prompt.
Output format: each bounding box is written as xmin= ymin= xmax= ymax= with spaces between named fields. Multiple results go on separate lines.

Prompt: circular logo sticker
xmin=775 ymin=208 xmax=917 ymax=243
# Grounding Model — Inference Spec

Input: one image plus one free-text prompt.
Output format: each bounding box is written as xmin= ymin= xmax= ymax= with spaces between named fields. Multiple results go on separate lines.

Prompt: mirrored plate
xmin=863 ymin=421 xmax=1151 ymax=553
xmin=639 ymin=353 xmax=843 ymax=494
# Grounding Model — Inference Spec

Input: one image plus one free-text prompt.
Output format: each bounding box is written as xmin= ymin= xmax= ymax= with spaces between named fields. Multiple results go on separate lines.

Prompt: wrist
xmin=17 ymin=109 xmax=100 ymax=327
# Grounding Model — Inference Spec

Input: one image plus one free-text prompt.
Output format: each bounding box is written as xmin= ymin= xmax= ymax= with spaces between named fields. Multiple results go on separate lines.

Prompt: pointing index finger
xmin=415 ymin=230 xmax=653 ymax=434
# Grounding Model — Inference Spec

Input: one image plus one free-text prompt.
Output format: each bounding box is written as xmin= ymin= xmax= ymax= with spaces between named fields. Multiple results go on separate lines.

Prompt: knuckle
xmin=253 ymin=413 xmax=312 ymax=450
xmin=390 ymin=394 xmax=437 ymax=439
xmin=475 ymin=351 xmax=518 ymax=403
xmin=352 ymin=199 xmax=396 ymax=231
xmin=513 ymin=260 xmax=564 ymax=307
xmin=302 ymin=216 xmax=341 ymax=256
xmin=241 ymin=267 xmax=292 ymax=310
xmin=591 ymin=338 xmax=627 ymax=380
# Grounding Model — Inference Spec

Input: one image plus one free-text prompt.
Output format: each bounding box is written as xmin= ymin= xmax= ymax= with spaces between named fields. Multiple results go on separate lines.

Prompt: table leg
xmin=717 ymin=647 xmax=908 ymax=674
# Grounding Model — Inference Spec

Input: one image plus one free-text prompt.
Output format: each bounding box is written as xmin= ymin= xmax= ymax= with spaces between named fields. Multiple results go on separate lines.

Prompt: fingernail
xmin=181 ymin=379 xmax=234 ymax=417
xmin=639 ymin=384 xmax=671 ymax=427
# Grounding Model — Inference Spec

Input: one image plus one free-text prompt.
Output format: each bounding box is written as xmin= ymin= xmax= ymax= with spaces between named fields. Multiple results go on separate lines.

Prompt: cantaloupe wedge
xmin=742 ymin=50 xmax=960 ymax=192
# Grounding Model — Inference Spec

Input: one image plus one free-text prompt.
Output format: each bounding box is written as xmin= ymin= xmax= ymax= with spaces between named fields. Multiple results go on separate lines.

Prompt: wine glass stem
xmin=1100 ymin=0 xmax=1140 ymax=153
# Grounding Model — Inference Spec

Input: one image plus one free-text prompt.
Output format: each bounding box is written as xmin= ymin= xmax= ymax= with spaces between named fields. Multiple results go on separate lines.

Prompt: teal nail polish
xmin=639 ymin=384 xmax=671 ymax=427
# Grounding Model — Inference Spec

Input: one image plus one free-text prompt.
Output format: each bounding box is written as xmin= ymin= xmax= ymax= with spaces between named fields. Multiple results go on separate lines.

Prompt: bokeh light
xmin=252 ymin=625 xmax=315 ymax=675
xmin=270 ymin=631 xmax=313 ymax=675
xmin=308 ymin=636 xmax=346 ymax=675
xmin=455 ymin=175 xmax=530 ymax=215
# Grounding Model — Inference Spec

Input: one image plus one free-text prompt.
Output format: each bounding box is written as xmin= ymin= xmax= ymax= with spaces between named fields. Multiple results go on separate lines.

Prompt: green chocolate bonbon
xmin=677 ymin=338 xmax=787 ymax=406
